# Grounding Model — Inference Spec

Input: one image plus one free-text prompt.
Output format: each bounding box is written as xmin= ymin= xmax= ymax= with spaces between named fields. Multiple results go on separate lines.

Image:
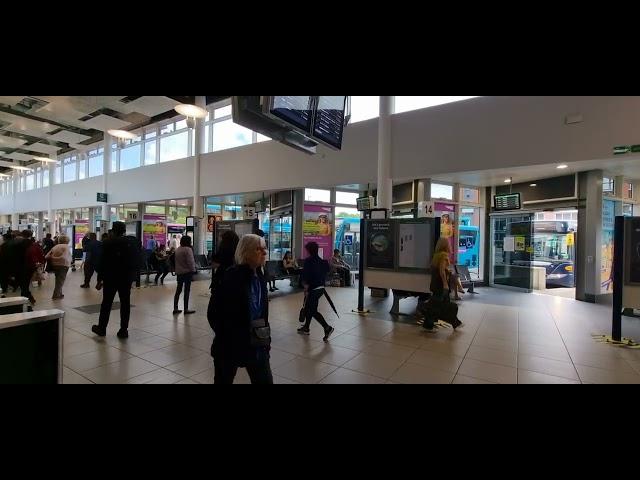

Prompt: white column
xmin=194 ymin=96 xmax=206 ymax=255
xmin=48 ymin=154 xmax=56 ymax=235
xmin=11 ymin=173 xmax=19 ymax=230
xmin=37 ymin=212 xmax=44 ymax=240
xmin=102 ymin=133 xmax=112 ymax=225
xmin=377 ymin=95 xmax=393 ymax=212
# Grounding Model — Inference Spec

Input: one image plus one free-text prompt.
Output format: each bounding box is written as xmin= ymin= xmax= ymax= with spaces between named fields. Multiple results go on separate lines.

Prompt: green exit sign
xmin=614 ymin=145 xmax=640 ymax=155
xmin=97 ymin=192 xmax=108 ymax=203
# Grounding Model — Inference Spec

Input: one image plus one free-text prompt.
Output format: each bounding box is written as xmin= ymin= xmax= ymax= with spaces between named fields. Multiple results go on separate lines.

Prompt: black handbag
xmin=249 ymin=318 xmax=271 ymax=348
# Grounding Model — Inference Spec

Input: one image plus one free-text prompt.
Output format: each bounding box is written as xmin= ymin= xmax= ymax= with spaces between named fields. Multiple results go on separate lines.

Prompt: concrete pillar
xmin=376 ymin=95 xmax=393 ymax=211
xmin=576 ymin=170 xmax=604 ymax=303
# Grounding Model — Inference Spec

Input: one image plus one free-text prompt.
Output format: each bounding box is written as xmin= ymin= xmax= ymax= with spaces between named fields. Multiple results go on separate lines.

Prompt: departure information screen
xmin=312 ymin=96 xmax=347 ymax=149
xmin=494 ymin=193 xmax=522 ymax=211
xmin=269 ymin=96 xmax=314 ymax=133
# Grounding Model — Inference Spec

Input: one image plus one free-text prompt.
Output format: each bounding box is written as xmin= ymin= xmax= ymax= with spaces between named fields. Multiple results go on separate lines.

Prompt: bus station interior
xmin=2 ymin=95 xmax=640 ymax=384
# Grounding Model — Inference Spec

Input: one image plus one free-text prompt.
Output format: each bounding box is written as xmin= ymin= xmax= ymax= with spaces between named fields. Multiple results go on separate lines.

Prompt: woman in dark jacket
xmin=208 ymin=234 xmax=273 ymax=384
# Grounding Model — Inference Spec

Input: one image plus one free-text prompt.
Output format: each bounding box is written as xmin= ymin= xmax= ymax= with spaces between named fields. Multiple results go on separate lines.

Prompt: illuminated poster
xmin=143 ymin=214 xmax=167 ymax=249
xmin=366 ymin=220 xmax=396 ymax=269
xmin=435 ymin=202 xmax=456 ymax=263
xmin=74 ymin=220 xmax=89 ymax=250
xmin=601 ymin=199 xmax=616 ymax=293
xmin=303 ymin=205 xmax=333 ymax=260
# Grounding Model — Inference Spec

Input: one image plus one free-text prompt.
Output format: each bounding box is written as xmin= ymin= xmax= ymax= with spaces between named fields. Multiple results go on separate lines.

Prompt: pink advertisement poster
xmin=143 ymin=214 xmax=167 ymax=249
xmin=435 ymin=202 xmax=456 ymax=263
xmin=303 ymin=205 xmax=333 ymax=260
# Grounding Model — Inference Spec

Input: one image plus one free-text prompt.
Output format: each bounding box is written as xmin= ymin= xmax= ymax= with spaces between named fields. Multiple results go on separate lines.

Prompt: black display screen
xmin=269 ymin=96 xmax=314 ymax=133
xmin=0 ymin=320 xmax=59 ymax=384
xmin=366 ymin=220 xmax=396 ymax=270
xmin=312 ymin=96 xmax=347 ymax=149
xmin=494 ymin=193 xmax=522 ymax=211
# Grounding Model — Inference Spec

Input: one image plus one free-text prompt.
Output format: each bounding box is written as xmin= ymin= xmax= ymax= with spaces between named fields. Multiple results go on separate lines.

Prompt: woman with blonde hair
xmin=45 ymin=234 xmax=72 ymax=300
xmin=208 ymin=234 xmax=273 ymax=384
xmin=432 ymin=237 xmax=466 ymax=300
xmin=422 ymin=237 xmax=463 ymax=330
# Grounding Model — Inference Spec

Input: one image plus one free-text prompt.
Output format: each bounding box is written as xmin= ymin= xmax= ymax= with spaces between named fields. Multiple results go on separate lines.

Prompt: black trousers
xmin=98 ymin=281 xmax=132 ymax=331
xmin=83 ymin=262 xmax=95 ymax=286
xmin=214 ymin=350 xmax=273 ymax=384
xmin=19 ymin=268 xmax=36 ymax=299
xmin=155 ymin=264 xmax=169 ymax=284
xmin=174 ymin=273 xmax=192 ymax=310
xmin=0 ymin=275 xmax=7 ymax=295
xmin=303 ymin=288 xmax=331 ymax=330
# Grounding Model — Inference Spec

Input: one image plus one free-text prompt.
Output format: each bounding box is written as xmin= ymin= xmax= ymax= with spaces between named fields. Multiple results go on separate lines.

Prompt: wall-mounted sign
xmin=417 ymin=201 xmax=435 ymax=218
xmin=97 ymin=193 xmax=108 ymax=203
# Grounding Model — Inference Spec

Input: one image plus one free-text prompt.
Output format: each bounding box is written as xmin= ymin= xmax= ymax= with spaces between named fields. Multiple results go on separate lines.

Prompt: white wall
xmin=0 ymin=195 xmax=12 ymax=215
xmin=16 ymin=187 xmax=48 ymax=213
xmin=3 ymin=96 xmax=640 ymax=215
xmin=392 ymin=96 xmax=640 ymax=181
xmin=109 ymin=156 xmax=194 ymax=205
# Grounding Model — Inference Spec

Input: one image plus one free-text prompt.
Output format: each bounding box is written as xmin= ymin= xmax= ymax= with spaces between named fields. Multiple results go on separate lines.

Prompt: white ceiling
xmin=0 ymin=96 xmax=192 ymax=172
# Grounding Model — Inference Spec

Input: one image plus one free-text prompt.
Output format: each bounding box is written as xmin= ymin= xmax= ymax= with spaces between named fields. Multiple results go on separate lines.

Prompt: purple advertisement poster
xmin=143 ymin=214 xmax=167 ymax=249
xmin=303 ymin=205 xmax=333 ymax=260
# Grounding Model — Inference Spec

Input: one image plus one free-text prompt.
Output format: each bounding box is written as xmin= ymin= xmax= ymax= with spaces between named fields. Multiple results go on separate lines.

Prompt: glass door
xmin=269 ymin=215 xmax=292 ymax=261
xmin=490 ymin=212 xmax=535 ymax=291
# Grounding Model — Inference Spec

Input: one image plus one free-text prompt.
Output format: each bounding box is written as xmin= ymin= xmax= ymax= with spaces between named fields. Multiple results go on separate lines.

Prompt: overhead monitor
xmin=266 ymin=96 xmax=314 ymax=134
xmin=494 ymin=193 xmax=522 ymax=211
xmin=357 ymin=196 xmax=375 ymax=211
xmin=312 ymin=96 xmax=347 ymax=150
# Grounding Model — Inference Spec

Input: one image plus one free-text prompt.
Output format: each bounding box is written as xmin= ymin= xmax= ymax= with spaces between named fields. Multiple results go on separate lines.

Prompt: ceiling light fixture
xmin=530 ymin=183 xmax=537 ymax=187
xmin=7 ymin=165 xmax=32 ymax=171
xmin=34 ymin=156 xmax=59 ymax=164
xmin=175 ymin=104 xmax=207 ymax=119
xmin=107 ymin=129 xmax=138 ymax=141
xmin=504 ymin=178 xmax=512 ymax=183
xmin=175 ymin=104 xmax=207 ymax=129
xmin=557 ymin=164 xmax=568 ymax=169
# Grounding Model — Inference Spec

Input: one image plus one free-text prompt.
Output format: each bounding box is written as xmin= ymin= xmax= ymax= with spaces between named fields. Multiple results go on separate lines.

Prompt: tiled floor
xmin=11 ymin=269 xmax=640 ymax=384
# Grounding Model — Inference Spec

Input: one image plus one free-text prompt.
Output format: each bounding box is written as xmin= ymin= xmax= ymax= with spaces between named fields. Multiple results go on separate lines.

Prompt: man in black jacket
xmin=80 ymin=233 xmax=100 ymax=288
xmin=208 ymin=234 xmax=273 ymax=384
xmin=91 ymin=222 xmax=139 ymax=339
xmin=42 ymin=233 xmax=54 ymax=256
xmin=298 ymin=242 xmax=335 ymax=342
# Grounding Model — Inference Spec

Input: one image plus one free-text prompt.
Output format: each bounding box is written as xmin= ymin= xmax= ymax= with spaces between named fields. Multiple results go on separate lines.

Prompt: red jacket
xmin=26 ymin=242 xmax=45 ymax=269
